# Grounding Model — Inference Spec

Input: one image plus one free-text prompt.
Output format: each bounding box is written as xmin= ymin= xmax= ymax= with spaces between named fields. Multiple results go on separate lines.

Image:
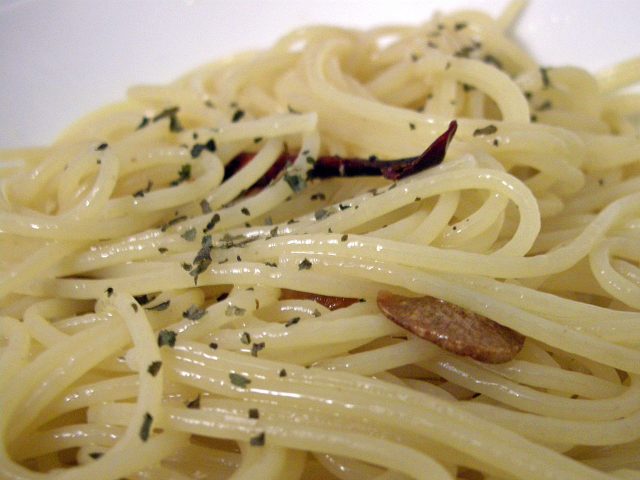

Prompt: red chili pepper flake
xmin=222 ymin=121 xmax=457 ymax=193
xmin=280 ymin=289 xmax=359 ymax=311
xmin=376 ymin=291 xmax=524 ymax=363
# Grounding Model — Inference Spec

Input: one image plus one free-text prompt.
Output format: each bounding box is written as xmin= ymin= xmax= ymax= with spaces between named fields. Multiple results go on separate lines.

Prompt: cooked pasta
xmin=1 ymin=3 xmax=640 ymax=480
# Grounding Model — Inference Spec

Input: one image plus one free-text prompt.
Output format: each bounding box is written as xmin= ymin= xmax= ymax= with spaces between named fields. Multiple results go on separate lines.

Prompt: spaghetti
xmin=1 ymin=3 xmax=640 ymax=480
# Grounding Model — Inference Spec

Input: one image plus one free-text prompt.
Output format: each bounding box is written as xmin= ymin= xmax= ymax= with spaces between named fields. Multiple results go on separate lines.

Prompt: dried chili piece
xmin=223 ymin=120 xmax=457 ymax=188
xmin=377 ymin=291 xmax=524 ymax=363
xmin=280 ymin=288 xmax=358 ymax=311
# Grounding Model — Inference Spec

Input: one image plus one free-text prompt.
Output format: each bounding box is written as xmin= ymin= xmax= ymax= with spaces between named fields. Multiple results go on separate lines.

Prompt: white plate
xmin=1 ymin=0 xmax=639 ymax=148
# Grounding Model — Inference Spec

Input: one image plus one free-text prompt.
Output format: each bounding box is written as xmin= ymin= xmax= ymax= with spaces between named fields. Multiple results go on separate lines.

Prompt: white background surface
xmin=1 ymin=0 xmax=639 ymax=148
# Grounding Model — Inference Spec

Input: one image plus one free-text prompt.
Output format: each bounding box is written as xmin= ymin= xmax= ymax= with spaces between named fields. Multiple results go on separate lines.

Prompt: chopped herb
xmin=454 ymin=22 xmax=467 ymax=30
xmin=540 ymin=67 xmax=551 ymax=88
xmin=229 ymin=372 xmax=251 ymax=388
xmin=264 ymin=261 xmax=277 ymax=267
xmin=411 ymin=52 xmax=420 ymax=62
xmin=454 ymin=45 xmax=476 ymax=58
xmin=170 ymin=164 xmax=192 ymax=186
xmin=158 ymin=247 xmax=168 ymax=254
xmin=181 ymin=228 xmax=197 ymax=242
xmin=209 ymin=342 xmax=218 ymax=349
xmin=146 ymin=300 xmax=171 ymax=312
xmin=96 ymin=143 xmax=108 ymax=151
xmin=298 ymin=258 xmax=313 ymax=270
xmin=131 ymin=303 xmax=139 ymax=313
xmin=134 ymin=294 xmax=153 ymax=306
xmin=530 ymin=114 xmax=538 ymax=123
xmin=106 ymin=287 xmax=114 ymax=297
xmin=250 ymin=432 xmax=265 ymax=446
xmin=338 ymin=203 xmax=350 ymax=211
xmin=269 ymin=226 xmax=279 ymax=238
xmin=409 ymin=122 xmax=416 ymax=130
xmin=253 ymin=137 xmax=263 ymax=143
xmin=427 ymin=40 xmax=438 ymax=48
xmin=136 ymin=116 xmax=150 ymax=130
xmin=251 ymin=342 xmax=265 ymax=357
xmin=312 ymin=309 xmax=321 ymax=317
xmin=524 ymin=91 xmax=533 ymax=99
xmin=226 ymin=305 xmax=247 ymax=316
xmin=203 ymin=213 xmax=221 ymax=233
xmin=414 ymin=197 xmax=421 ymax=202
xmin=96 ymin=159 xmax=101 ymax=164
xmin=88 ymin=452 xmax=103 ymax=460
xmin=283 ymin=172 xmax=305 ymax=193
xmin=264 ymin=216 xmax=273 ymax=225
xmin=132 ymin=180 xmax=153 ymax=198
xmin=473 ymin=124 xmax=498 ymax=136
xmin=139 ymin=412 xmax=153 ymax=442
xmin=157 ymin=330 xmax=177 ymax=348
xmin=200 ymin=199 xmax=212 ymax=214
xmin=241 ymin=207 xmax=251 ymax=216
xmin=160 ymin=215 xmax=188 ymax=232
xmin=183 ymin=304 xmax=207 ymax=321
xmin=306 ymin=156 xmax=316 ymax=165
xmin=310 ymin=192 xmax=326 ymax=201
xmin=483 ymin=54 xmax=503 ymax=70
xmin=186 ymin=394 xmax=201 ymax=409
xmin=341 ymin=234 xmax=348 ymax=242
xmin=285 ymin=317 xmax=300 ymax=327
xmin=287 ymin=105 xmax=301 ymax=114
xmin=152 ymin=106 xmax=183 ymax=132
xmin=190 ymin=235 xmax=213 ymax=284
xmin=232 ymin=110 xmax=245 ymax=122
xmin=240 ymin=331 xmax=251 ymax=344
xmin=249 ymin=408 xmax=260 ymax=419
xmin=445 ymin=62 xmax=451 ymax=70
xmin=462 ymin=83 xmax=475 ymax=92
xmin=314 ymin=208 xmax=330 ymax=221
xmin=279 ymin=368 xmax=287 ymax=377
xmin=191 ymin=138 xmax=217 ymax=158
xmin=493 ymin=139 xmax=499 ymax=147
xmin=537 ymin=100 xmax=552 ymax=111
xmin=147 ymin=361 xmax=162 ymax=377
xmin=204 ymin=99 xmax=215 ymax=108
xmin=598 ymin=178 xmax=604 ymax=186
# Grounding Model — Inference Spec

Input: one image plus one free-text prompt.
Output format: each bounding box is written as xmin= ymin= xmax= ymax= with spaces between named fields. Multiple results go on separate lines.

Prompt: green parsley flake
xmin=298 ymin=258 xmax=313 ymax=270
xmin=157 ymin=330 xmax=177 ymax=348
xmin=229 ymin=372 xmax=251 ymax=388
xmin=284 ymin=172 xmax=305 ymax=193
xmin=250 ymin=432 xmax=266 ymax=446
xmin=183 ymin=305 xmax=207 ymax=321
xmin=186 ymin=394 xmax=201 ymax=409
xmin=181 ymin=228 xmax=197 ymax=241
xmin=225 ymin=305 xmax=246 ymax=316
xmin=170 ymin=164 xmax=192 ymax=186
xmin=145 ymin=300 xmax=171 ymax=312
xmin=139 ymin=412 xmax=154 ymax=442
xmin=147 ymin=361 xmax=162 ymax=376
xmin=472 ymin=125 xmax=498 ymax=136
